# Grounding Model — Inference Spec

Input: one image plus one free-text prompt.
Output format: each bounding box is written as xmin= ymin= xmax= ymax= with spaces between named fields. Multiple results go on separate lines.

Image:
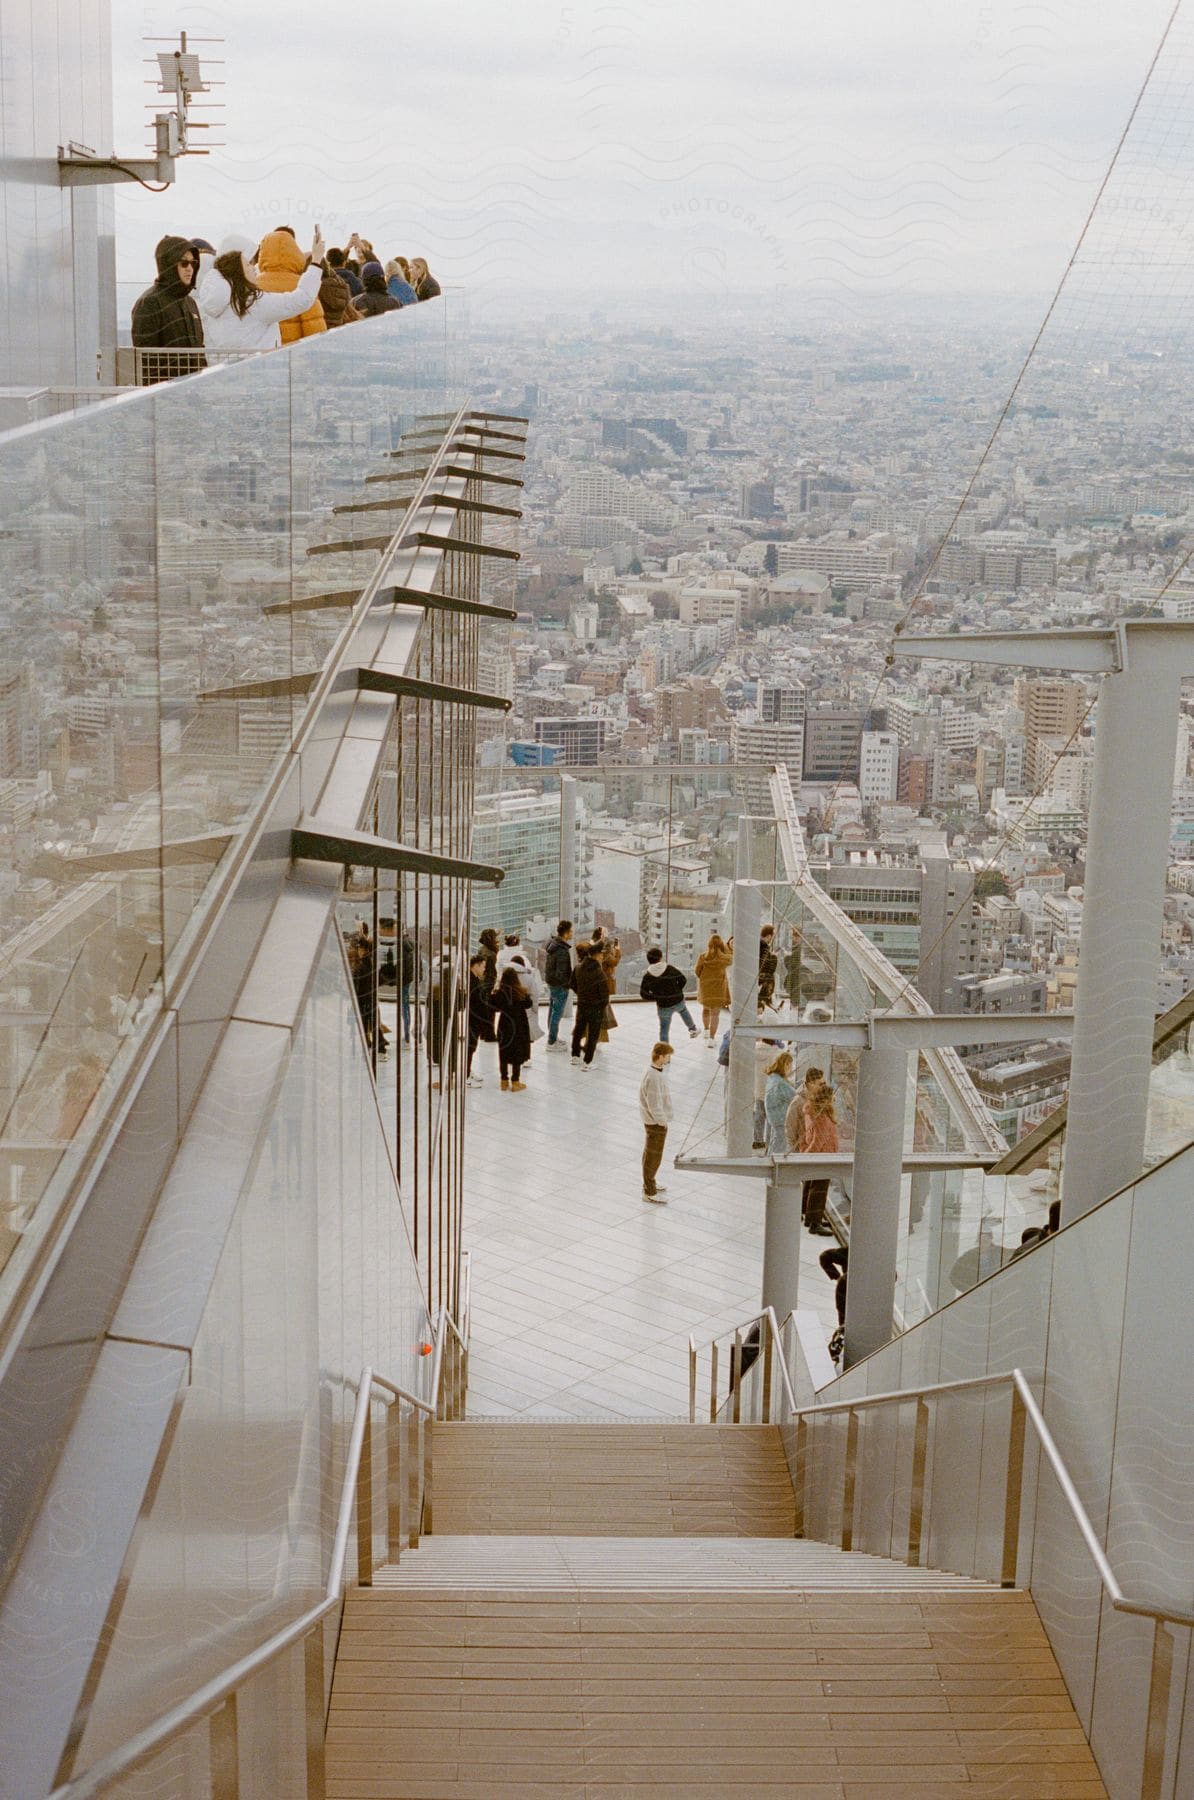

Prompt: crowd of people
xmin=131 ymin=228 xmax=441 ymax=368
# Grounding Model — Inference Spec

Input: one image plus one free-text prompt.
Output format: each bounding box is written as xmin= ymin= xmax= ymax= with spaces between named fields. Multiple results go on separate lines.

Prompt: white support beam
xmin=727 ymin=881 xmax=762 ymax=1157
xmin=728 ymin=1013 xmax=1074 ymax=1049
xmin=894 ymin=628 xmax=1120 ymax=674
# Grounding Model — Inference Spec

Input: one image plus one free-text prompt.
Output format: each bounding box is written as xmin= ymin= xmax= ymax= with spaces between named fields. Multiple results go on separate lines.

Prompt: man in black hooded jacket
xmin=131 ymin=235 xmax=206 ymax=382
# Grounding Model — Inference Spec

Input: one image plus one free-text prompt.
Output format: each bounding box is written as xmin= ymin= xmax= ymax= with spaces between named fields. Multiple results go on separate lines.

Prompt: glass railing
xmin=0 ymin=302 xmax=463 ymax=1311
xmin=915 ymin=987 xmax=1194 ymax=1322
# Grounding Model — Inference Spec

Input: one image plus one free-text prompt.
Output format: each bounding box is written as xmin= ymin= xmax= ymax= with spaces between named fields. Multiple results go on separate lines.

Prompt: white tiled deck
xmin=443 ymin=1000 xmax=839 ymax=1420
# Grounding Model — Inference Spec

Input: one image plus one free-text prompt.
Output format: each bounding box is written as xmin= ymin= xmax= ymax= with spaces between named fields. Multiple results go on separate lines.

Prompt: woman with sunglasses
xmin=130 ymin=235 xmax=206 ymax=383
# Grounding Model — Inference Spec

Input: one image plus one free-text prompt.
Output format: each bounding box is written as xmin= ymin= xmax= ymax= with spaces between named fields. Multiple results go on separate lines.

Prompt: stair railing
xmin=688 ymin=1305 xmax=799 ymax=1424
xmin=788 ymin=1367 xmax=1194 ymax=1800
xmin=49 ymin=1301 xmax=466 ymax=1800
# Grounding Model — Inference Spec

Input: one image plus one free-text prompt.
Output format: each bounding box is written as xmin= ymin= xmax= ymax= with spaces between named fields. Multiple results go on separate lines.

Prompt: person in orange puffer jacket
xmin=254 ymin=227 xmax=326 ymax=342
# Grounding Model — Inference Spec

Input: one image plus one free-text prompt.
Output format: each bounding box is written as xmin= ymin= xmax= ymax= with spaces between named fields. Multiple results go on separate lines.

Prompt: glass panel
xmin=0 ymin=304 xmax=465 ymax=1309
xmin=0 ymin=397 xmax=163 ymax=1298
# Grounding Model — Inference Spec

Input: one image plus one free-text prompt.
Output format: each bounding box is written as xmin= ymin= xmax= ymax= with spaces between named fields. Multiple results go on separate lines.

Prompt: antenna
xmin=58 ymin=28 xmax=225 ymax=188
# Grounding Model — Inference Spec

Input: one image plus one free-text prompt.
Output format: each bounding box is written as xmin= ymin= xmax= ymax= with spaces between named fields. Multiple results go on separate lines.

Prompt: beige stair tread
xmin=369 ymin=1535 xmax=1000 ymax=1590
xmin=431 ymin=1421 xmax=797 ymax=1537
xmin=327 ymin=1587 xmax=1104 ymax=1796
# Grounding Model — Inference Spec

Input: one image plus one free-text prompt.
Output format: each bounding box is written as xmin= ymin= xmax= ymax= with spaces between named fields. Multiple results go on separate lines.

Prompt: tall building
xmin=756 ymin=678 xmax=806 ymax=726
xmin=858 ymin=729 xmax=899 ymax=804
xmin=738 ymin=477 xmax=776 ymax=519
xmin=1018 ymin=676 xmax=1088 ymax=773
xmin=802 ymin=706 xmax=863 ymax=782
xmin=471 ymin=787 xmax=592 ymax=937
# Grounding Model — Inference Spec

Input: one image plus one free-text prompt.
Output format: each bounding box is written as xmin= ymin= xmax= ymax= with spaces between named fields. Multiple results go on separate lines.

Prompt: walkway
xmin=446 ymin=1000 xmax=838 ymax=1420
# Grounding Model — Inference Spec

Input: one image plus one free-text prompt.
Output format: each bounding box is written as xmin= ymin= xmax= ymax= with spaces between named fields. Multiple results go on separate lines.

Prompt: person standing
xmin=544 ymin=920 xmax=574 ymax=1047
xmin=695 ymin=932 xmax=733 ymax=1044
xmin=131 ymin=236 xmax=205 ymax=381
xmin=753 ymin=1037 xmax=783 ymax=1149
xmin=783 ymin=932 xmax=803 ymax=1012
xmin=253 ymin=227 xmax=327 ymax=342
xmin=758 ymin=925 xmax=779 ymax=1013
xmin=490 ymin=966 xmax=533 ymax=1091
xmin=477 ymin=928 xmax=500 ymax=998
xmin=763 ymin=1050 xmax=797 ymax=1155
xmin=802 ymin=1080 xmax=839 ymax=1235
xmin=428 ymin=953 xmax=461 ymax=1091
xmin=399 ymin=929 xmax=417 ymax=1045
xmin=592 ymin=927 xmax=621 ymax=1044
xmin=465 ymin=953 xmax=491 ymax=1087
xmin=785 ymin=1065 xmax=825 ymax=1153
xmin=640 ymin=948 xmax=699 ymax=1043
xmin=639 ymin=1041 xmax=674 ymax=1203
xmin=570 ymin=942 xmax=609 ymax=1068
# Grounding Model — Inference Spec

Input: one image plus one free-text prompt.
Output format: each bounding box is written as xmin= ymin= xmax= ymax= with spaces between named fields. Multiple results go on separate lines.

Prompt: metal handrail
xmin=49 ymin=1368 xmax=381 ymax=1798
xmin=793 ymin=1366 xmax=1194 ymax=1632
xmin=50 ymin=1303 xmax=467 ymax=1800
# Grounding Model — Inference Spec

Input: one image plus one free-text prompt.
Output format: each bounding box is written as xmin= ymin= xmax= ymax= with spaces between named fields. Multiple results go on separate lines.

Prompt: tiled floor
xmin=411 ymin=999 xmax=838 ymax=1420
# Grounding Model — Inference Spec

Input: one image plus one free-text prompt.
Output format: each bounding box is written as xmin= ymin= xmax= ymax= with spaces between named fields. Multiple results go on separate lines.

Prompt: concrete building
xmin=803 ymin=707 xmax=864 ymax=783
xmin=858 ymin=729 xmax=899 ymax=804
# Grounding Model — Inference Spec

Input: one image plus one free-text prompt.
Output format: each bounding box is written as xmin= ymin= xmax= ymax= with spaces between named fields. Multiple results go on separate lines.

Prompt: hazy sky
xmin=112 ymin=0 xmax=1186 ymax=321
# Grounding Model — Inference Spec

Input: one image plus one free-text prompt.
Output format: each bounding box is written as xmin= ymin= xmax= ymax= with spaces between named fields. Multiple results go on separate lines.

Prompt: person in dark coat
xmin=428 ymin=954 xmax=462 ymax=1090
xmin=409 ymin=257 xmax=442 ymax=300
xmin=490 ymin=966 xmax=533 ymax=1090
xmin=570 ymin=942 xmax=609 ymax=1067
xmin=326 ymin=246 xmax=363 ymax=296
xmin=131 ymin=235 xmax=206 ymax=382
xmin=758 ymin=925 xmax=779 ymax=1013
xmin=354 ymin=261 xmax=401 ymax=317
xmin=640 ymin=947 xmax=698 ymax=1043
xmin=544 ymin=919 xmax=573 ymax=1046
xmin=319 ymin=264 xmax=360 ymax=328
xmin=477 ymin=928 xmax=500 ymax=998
xmin=466 ymin=953 xmax=492 ymax=1087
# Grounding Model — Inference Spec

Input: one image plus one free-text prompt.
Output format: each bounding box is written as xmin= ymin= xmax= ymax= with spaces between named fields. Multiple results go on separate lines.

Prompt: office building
xmin=802 ymin=705 xmax=863 ymax=782
xmin=858 ymin=729 xmax=899 ymax=804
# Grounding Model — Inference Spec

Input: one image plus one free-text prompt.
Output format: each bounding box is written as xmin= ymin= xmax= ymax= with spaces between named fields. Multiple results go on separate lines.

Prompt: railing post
xmin=209 ymin=1693 xmax=239 ymax=1800
xmin=304 ymin=1629 xmax=327 ymax=1800
xmin=709 ymin=1340 xmax=719 ymax=1423
xmin=1001 ymin=1386 xmax=1027 ymax=1588
xmin=1142 ymin=1618 xmax=1175 ymax=1800
xmin=731 ymin=1332 xmax=743 ymax=1424
xmin=407 ymin=1405 xmax=422 ymax=1549
xmin=688 ymin=1338 xmax=697 ymax=1424
xmin=793 ymin=1416 xmax=807 ymax=1539
xmin=841 ymin=1409 xmax=859 ymax=1552
xmin=761 ymin=1313 xmax=774 ymax=1424
xmin=907 ymin=1397 xmax=930 ymax=1568
xmin=356 ymin=1408 xmax=374 ymax=1587
xmin=423 ymin=1416 xmax=434 ymax=1535
xmin=387 ymin=1401 xmax=402 ymax=1563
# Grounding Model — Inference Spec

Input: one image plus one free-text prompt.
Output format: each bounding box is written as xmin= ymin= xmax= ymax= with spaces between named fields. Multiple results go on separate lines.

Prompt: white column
xmin=559 ymin=775 xmax=576 ymax=925
xmin=736 ymin=815 xmax=754 ymax=881
xmin=1062 ymin=656 xmax=1181 ymax=1221
xmin=844 ymin=1039 xmax=908 ymax=1366
xmin=727 ymin=880 xmax=762 ymax=1157
xmin=762 ymin=1176 xmax=803 ymax=1320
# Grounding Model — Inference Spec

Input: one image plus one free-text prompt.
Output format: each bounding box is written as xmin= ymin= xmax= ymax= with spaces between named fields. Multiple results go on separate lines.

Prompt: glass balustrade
xmin=0 ymin=303 xmax=463 ymax=1309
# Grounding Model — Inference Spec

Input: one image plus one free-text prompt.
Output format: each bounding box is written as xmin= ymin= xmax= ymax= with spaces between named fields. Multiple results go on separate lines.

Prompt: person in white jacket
xmin=639 ymin=1042 xmax=674 ymax=1203
xmin=197 ymin=227 xmax=325 ymax=353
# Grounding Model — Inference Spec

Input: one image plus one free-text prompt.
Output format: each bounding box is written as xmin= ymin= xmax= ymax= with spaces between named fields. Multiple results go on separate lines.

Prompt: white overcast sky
xmin=112 ymin=0 xmax=1187 ymax=321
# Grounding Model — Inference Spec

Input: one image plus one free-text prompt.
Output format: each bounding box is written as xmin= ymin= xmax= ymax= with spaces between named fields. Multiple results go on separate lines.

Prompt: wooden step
xmin=372 ymin=1536 xmax=997 ymax=1591
xmin=431 ymin=1422 xmax=797 ymax=1537
xmin=326 ymin=1585 xmax=1106 ymax=1797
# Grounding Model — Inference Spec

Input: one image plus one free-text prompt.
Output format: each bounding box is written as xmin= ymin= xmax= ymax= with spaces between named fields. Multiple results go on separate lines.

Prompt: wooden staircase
xmin=326 ymin=1421 xmax=1106 ymax=1798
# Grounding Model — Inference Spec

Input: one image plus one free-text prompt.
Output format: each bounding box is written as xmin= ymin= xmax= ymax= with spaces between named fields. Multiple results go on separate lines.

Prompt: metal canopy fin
xmin=292 ymin=818 xmax=503 ymax=886
xmin=306 ymin=536 xmax=387 ymax=557
xmin=364 ymin=468 xmax=431 ymax=486
xmin=355 ymin=668 xmax=512 ymax=711
xmin=423 ymin=493 xmax=523 ymax=520
xmin=467 ymin=411 xmax=530 ymax=425
xmin=441 ymin=465 xmax=524 ymax=489
xmin=399 ymin=532 xmax=520 ymax=562
xmin=332 ymin=496 xmax=417 ymax=516
xmin=198 ymin=672 xmax=318 ymax=701
xmin=261 ymin=589 xmax=360 ymax=616
xmin=456 ymin=425 xmax=526 ymax=444
xmin=379 ymin=584 xmax=518 ymax=622
xmin=35 ymin=833 xmax=234 ymax=875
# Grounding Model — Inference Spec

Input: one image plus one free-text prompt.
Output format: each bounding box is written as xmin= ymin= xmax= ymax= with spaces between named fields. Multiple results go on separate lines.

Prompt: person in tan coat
xmin=694 ymin=932 xmax=732 ymax=1044
xmin=254 ymin=228 xmax=327 ymax=343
